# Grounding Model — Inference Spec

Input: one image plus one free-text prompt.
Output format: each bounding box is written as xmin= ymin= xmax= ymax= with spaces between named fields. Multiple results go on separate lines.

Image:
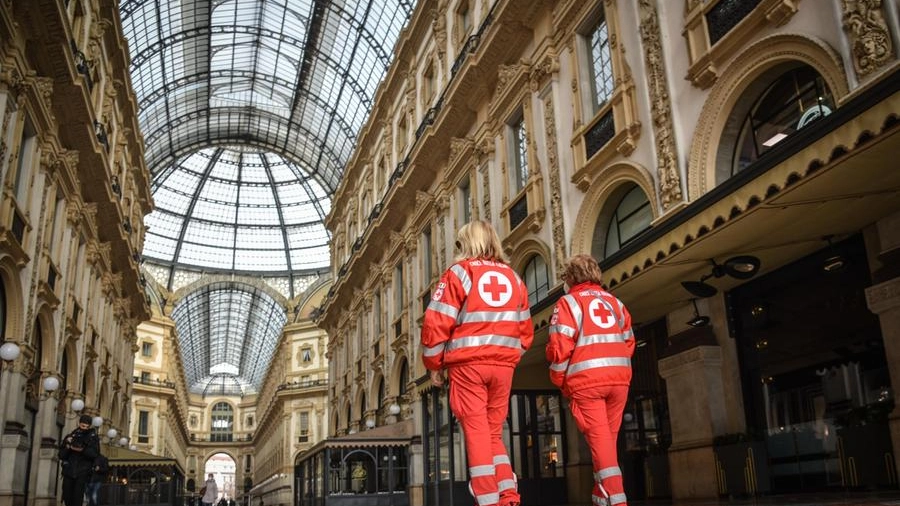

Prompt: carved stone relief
xmin=480 ymin=164 xmax=491 ymax=222
xmin=639 ymin=0 xmax=684 ymax=210
xmin=542 ymin=93 xmax=567 ymax=274
xmin=432 ymin=7 xmax=447 ymax=60
xmin=841 ymin=0 xmax=893 ymax=76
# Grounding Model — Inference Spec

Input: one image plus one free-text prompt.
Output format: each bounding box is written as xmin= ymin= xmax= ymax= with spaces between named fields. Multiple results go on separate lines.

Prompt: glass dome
xmin=143 ymin=147 xmax=332 ymax=273
xmin=172 ymin=281 xmax=287 ymax=396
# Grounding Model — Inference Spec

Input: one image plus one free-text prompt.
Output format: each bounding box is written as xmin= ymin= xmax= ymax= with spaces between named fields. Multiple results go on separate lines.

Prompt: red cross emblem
xmin=478 ymin=271 xmax=513 ymax=307
xmin=588 ymin=298 xmax=616 ymax=329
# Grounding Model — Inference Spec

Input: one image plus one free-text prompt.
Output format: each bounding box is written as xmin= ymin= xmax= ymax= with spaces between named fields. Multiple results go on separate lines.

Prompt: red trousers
xmin=570 ymin=384 xmax=629 ymax=506
xmin=449 ymin=364 xmax=519 ymax=506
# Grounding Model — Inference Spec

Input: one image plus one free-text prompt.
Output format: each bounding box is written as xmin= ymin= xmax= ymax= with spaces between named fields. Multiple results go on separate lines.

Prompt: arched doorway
xmin=204 ymin=452 xmax=237 ymax=500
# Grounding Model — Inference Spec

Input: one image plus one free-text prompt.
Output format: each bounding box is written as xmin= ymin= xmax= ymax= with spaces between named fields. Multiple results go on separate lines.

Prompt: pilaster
xmin=658 ymin=345 xmax=727 ymax=499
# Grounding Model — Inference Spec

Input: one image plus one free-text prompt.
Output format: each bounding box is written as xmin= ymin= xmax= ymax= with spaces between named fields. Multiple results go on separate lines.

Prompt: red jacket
xmin=421 ymin=258 xmax=533 ymax=370
xmin=545 ymin=281 xmax=634 ymax=396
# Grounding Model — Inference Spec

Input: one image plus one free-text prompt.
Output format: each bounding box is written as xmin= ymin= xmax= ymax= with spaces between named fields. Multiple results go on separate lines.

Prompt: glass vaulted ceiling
xmin=172 ymin=282 xmax=287 ymax=396
xmin=120 ymin=0 xmax=415 ymax=396
xmin=121 ymin=0 xmax=415 ymax=278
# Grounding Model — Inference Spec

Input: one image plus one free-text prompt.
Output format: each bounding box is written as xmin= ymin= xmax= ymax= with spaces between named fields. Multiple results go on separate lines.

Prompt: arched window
xmin=398 ymin=359 xmax=408 ymax=397
xmin=210 ymin=402 xmax=234 ymax=442
xmin=730 ymin=65 xmax=835 ymax=175
xmin=377 ymin=378 xmax=385 ymax=412
xmin=595 ymin=184 xmax=652 ymax=259
xmin=522 ymin=255 xmax=550 ymax=306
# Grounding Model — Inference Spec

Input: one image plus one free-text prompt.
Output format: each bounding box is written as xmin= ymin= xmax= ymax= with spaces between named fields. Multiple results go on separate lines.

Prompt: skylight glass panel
xmin=130 ymin=0 xmax=415 ymax=278
xmin=290 ymin=246 xmax=330 ymax=269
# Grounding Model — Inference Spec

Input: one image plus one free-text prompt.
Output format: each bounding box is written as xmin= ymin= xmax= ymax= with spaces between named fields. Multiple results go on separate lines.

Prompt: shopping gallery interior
xmin=0 ymin=0 xmax=899 ymax=505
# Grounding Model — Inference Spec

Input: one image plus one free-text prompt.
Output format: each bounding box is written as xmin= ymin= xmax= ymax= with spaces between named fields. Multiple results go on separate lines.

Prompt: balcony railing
xmin=508 ymin=193 xmax=528 ymax=231
xmin=584 ymin=109 xmax=615 ymax=161
xmin=276 ymin=379 xmax=328 ymax=392
xmin=70 ymin=39 xmax=93 ymax=91
xmin=133 ymin=376 xmax=176 ymax=388
xmin=706 ymin=0 xmax=762 ymax=45
xmin=11 ymin=207 xmax=26 ymax=245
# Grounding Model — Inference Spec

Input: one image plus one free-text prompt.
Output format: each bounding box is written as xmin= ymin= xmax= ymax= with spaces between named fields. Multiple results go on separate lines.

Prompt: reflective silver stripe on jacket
xmin=446 ymin=334 xmax=521 ymax=351
xmin=549 ymin=324 xmax=576 ymax=338
xmin=450 ymin=264 xmax=472 ymax=294
xmin=469 ymin=464 xmax=494 ymax=477
xmin=566 ymin=357 xmax=631 ymax=375
xmin=422 ymin=343 xmax=445 ymax=357
xmin=578 ymin=331 xmax=632 ymax=346
xmin=498 ymin=479 xmax=516 ymax=492
xmin=549 ymin=360 xmax=568 ymax=372
xmin=461 ymin=310 xmax=530 ymax=324
xmin=475 ymin=492 xmax=499 ymax=506
xmin=427 ymin=300 xmax=459 ymax=319
xmin=493 ymin=455 xmax=511 ymax=466
xmin=562 ymin=294 xmax=582 ymax=328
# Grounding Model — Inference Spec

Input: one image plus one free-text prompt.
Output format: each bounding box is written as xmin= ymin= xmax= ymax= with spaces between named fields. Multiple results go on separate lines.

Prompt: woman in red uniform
xmin=547 ymin=255 xmax=634 ymax=506
xmin=421 ymin=220 xmax=533 ymax=506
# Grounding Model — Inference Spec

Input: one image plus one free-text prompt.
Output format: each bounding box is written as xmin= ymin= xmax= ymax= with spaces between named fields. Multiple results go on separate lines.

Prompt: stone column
xmin=866 ymin=275 xmax=900 ymax=479
xmin=32 ymin=394 xmax=61 ymax=506
xmin=658 ymin=345 xmax=728 ymax=499
xmin=0 ymin=366 xmax=28 ymax=506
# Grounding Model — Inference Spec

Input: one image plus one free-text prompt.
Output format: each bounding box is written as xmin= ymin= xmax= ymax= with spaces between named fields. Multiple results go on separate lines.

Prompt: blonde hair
xmin=563 ymin=254 xmax=603 ymax=286
xmin=455 ymin=220 xmax=507 ymax=263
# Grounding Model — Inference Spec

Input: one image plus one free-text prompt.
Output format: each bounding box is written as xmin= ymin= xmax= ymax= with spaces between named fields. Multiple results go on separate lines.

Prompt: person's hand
xmin=429 ymin=369 xmax=445 ymax=387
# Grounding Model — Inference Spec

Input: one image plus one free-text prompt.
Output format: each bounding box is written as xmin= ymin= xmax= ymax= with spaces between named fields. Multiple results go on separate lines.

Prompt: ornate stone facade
xmin=841 ymin=0 xmax=894 ymax=76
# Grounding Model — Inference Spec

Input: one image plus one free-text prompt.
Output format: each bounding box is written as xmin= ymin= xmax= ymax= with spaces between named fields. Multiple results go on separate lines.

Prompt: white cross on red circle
xmin=478 ymin=271 xmax=513 ymax=307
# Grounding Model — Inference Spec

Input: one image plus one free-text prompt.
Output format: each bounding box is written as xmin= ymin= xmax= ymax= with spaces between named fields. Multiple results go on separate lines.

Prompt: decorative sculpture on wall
xmin=841 ymin=0 xmax=893 ymax=76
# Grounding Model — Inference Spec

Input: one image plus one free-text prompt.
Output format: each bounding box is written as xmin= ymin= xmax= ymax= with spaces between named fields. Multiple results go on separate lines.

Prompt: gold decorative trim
xmin=683 ymin=0 xmax=801 ymax=89
xmin=570 ymin=162 xmax=659 ymax=257
xmin=687 ymin=34 xmax=849 ymax=200
xmin=639 ymin=0 xmax=684 ymax=211
xmin=841 ymin=0 xmax=893 ymax=77
xmin=542 ymin=92 xmax=567 ymax=275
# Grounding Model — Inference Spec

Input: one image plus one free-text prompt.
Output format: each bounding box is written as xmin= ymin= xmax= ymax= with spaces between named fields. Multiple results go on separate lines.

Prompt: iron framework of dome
xmin=120 ymin=0 xmax=415 ymax=394
xmin=172 ymin=282 xmax=287 ymax=396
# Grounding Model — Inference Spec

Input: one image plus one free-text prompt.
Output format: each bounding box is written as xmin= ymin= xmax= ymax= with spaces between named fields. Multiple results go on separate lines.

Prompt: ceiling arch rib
xmin=124 ymin=0 xmax=415 ymax=397
xmin=143 ymin=108 xmax=347 ymax=193
xmin=121 ymin=0 xmax=412 ymax=187
xmin=142 ymin=148 xmax=332 ymax=276
xmin=171 ymin=282 xmax=287 ymax=396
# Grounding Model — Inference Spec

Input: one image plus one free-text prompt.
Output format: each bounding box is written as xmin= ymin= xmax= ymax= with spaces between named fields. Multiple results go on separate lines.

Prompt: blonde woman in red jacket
xmin=546 ymin=255 xmax=635 ymax=506
xmin=421 ymin=220 xmax=533 ymax=506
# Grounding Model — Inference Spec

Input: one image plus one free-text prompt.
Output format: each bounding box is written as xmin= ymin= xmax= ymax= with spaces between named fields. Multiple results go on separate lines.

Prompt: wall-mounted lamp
xmin=687 ymin=299 xmax=711 ymax=328
xmin=42 ymin=376 xmax=60 ymax=395
xmin=822 ymin=235 xmax=846 ymax=273
xmin=0 ymin=342 xmax=21 ymax=362
xmin=71 ymin=398 xmax=85 ymax=412
xmin=119 ymin=437 xmax=128 ymax=447
xmin=107 ymin=428 xmax=118 ymax=440
xmin=388 ymin=403 xmax=401 ymax=416
xmin=129 ymin=445 xmax=137 ymax=451
xmin=681 ymin=255 xmax=762 ymax=298
xmin=365 ymin=419 xmax=376 ymax=429
xmin=92 ymin=416 xmax=104 ymax=428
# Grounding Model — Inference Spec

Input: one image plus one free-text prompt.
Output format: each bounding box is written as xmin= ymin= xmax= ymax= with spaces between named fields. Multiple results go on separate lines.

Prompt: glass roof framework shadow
xmin=171 ymin=281 xmax=288 ymax=396
xmin=120 ymin=0 xmax=415 ymax=397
